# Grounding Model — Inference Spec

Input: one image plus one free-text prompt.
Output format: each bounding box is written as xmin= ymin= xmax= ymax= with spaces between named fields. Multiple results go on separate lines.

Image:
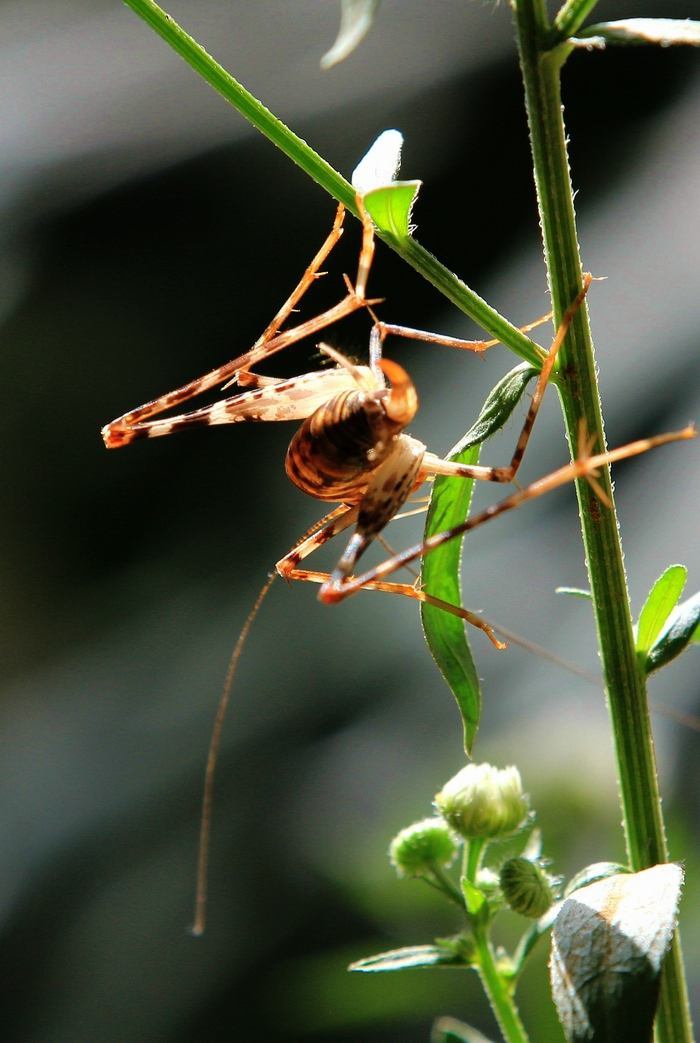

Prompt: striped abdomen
xmin=285 ymin=388 xmax=403 ymax=503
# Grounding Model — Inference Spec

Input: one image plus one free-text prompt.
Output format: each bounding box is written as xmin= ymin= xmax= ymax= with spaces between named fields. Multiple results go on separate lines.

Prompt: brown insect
xmin=102 ymin=198 xmax=694 ymax=931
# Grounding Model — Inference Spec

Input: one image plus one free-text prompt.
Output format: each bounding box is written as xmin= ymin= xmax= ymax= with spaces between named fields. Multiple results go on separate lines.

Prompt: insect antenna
xmin=192 ymin=571 xmax=277 ymax=937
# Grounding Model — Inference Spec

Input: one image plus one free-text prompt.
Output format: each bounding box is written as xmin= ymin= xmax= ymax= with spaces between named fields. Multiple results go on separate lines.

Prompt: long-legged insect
xmin=102 ymin=200 xmax=695 ymax=932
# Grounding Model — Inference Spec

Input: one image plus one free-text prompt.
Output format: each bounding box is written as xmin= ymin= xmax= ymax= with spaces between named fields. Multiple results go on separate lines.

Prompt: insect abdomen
xmin=285 ymin=389 xmax=396 ymax=503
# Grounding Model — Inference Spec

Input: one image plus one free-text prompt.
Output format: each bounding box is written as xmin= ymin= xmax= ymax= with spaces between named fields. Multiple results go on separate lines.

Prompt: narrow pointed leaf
xmin=575 ymin=19 xmax=700 ymax=49
xmin=321 ymin=0 xmax=381 ymax=69
xmin=432 ymin=1017 xmax=496 ymax=1043
xmin=421 ymin=442 xmax=481 ymax=752
xmin=421 ymin=364 xmax=538 ymax=752
xmin=348 ymin=944 xmax=466 ymax=973
xmin=460 ymin=362 xmax=539 ymax=444
xmin=635 ymin=564 xmax=687 ymax=656
xmin=645 ymin=591 xmax=700 ymax=673
xmin=550 ymin=864 xmax=683 ymax=1043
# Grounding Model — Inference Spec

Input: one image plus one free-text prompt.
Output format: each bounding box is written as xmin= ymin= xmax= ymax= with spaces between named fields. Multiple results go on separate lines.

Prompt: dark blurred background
xmin=0 ymin=2 xmax=698 ymax=1040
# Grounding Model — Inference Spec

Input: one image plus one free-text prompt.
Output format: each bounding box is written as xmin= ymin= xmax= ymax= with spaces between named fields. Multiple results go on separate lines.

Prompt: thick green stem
xmin=121 ymin=0 xmax=542 ymax=367
xmin=512 ymin=2 xmax=692 ymax=1040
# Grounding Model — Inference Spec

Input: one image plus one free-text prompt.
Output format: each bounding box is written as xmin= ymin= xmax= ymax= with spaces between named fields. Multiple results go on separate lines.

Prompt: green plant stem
xmin=512 ymin=3 xmax=692 ymax=1041
xmin=474 ymin=924 xmax=530 ymax=1043
xmin=464 ymin=837 xmax=485 ymax=884
xmin=121 ymin=0 xmax=542 ymax=367
xmin=462 ymin=838 xmax=529 ymax=1043
xmin=550 ymin=0 xmax=600 ymax=43
xmin=427 ymin=865 xmax=467 ymax=909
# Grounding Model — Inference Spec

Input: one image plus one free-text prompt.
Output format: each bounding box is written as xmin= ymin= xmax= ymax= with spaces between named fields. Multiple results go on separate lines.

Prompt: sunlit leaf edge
xmin=635 ymin=563 xmax=687 ymax=656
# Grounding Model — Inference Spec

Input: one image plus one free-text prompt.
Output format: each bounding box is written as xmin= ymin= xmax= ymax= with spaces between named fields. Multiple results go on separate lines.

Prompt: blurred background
xmin=0 ymin=1 xmax=698 ymax=1040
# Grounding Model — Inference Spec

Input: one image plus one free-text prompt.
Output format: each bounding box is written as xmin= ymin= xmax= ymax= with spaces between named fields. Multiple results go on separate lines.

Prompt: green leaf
xmin=460 ymin=362 xmax=539 ymax=445
xmin=420 ymin=364 xmax=538 ymax=753
xmin=363 ymin=182 xmax=422 ymax=241
xmin=321 ymin=0 xmax=381 ymax=69
xmin=432 ymin=1017 xmax=496 ymax=1043
xmin=555 ymin=586 xmax=592 ymax=600
xmin=348 ymin=944 xmax=467 ymax=973
xmin=550 ymin=864 xmax=683 ymax=1043
xmin=645 ymin=591 xmax=700 ymax=674
xmin=635 ymin=564 xmax=687 ymax=656
xmin=421 ymin=442 xmax=481 ymax=753
xmin=574 ymin=19 xmax=700 ymax=49
xmin=461 ymin=878 xmax=488 ymax=923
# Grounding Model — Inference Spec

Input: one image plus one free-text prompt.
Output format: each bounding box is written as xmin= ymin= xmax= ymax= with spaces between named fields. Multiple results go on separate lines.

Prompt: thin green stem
xmin=550 ymin=0 xmax=600 ymax=43
xmin=121 ymin=0 xmax=542 ymax=367
xmin=426 ymin=865 xmax=467 ymax=910
xmin=512 ymin=2 xmax=693 ymax=1040
xmin=474 ymin=923 xmax=530 ymax=1043
xmin=464 ymin=837 xmax=485 ymax=884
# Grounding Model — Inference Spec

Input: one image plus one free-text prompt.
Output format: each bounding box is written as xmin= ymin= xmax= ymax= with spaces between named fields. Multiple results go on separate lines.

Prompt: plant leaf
xmin=421 ymin=442 xmax=481 ymax=753
xmin=462 ymin=878 xmax=488 ymax=926
xmin=635 ymin=564 xmax=687 ymax=656
xmin=363 ymin=182 xmax=422 ymax=241
xmin=460 ymin=362 xmax=539 ymax=445
xmin=420 ymin=364 xmax=538 ymax=753
xmin=321 ymin=0 xmax=381 ymax=69
xmin=348 ymin=944 xmax=466 ymax=973
xmin=574 ymin=19 xmax=700 ymax=50
xmin=432 ymin=1017 xmax=496 ymax=1043
xmin=645 ymin=591 xmax=700 ymax=674
xmin=550 ymin=864 xmax=683 ymax=1043
xmin=555 ymin=586 xmax=592 ymax=600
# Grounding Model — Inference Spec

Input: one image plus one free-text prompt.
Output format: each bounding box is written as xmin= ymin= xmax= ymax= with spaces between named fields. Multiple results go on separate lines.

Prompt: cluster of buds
xmin=389 ymin=761 xmax=555 ymax=919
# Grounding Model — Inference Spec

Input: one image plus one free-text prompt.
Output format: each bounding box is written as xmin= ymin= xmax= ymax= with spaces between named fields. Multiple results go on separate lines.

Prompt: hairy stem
xmin=512 ymin=2 xmax=692 ymax=1040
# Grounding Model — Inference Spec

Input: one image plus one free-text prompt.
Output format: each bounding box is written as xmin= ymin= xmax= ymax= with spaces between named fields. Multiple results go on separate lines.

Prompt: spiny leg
xmin=419 ymin=275 xmax=593 ymax=486
xmin=103 ymin=203 xmax=380 ymax=448
xmin=319 ymin=424 xmax=696 ymax=607
xmin=276 ymin=505 xmax=505 ymax=649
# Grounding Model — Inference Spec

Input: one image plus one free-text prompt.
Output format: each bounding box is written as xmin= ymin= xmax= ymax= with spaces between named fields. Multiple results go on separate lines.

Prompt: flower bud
xmin=434 ymin=763 xmax=528 ymax=841
xmin=499 ymin=857 xmax=555 ymax=918
xmin=389 ymin=817 xmax=458 ymax=878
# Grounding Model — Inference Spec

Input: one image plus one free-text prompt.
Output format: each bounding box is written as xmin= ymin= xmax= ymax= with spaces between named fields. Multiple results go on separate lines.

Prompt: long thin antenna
xmin=192 ymin=572 xmax=277 ymax=936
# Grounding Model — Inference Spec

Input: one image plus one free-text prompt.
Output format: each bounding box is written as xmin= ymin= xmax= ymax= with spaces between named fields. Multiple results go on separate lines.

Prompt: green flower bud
xmin=434 ymin=763 xmax=528 ymax=841
xmin=389 ymin=817 xmax=458 ymax=878
xmin=499 ymin=856 xmax=555 ymax=918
